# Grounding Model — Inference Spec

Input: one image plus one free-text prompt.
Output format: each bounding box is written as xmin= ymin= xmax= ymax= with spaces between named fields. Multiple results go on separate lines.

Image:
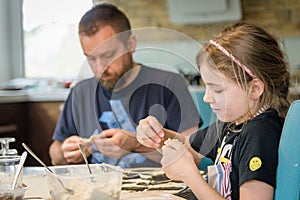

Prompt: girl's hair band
xmin=209 ymin=39 xmax=256 ymax=79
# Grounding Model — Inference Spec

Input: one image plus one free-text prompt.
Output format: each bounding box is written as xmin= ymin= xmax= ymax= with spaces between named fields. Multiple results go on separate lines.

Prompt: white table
xmin=23 ymin=167 xmax=184 ymax=200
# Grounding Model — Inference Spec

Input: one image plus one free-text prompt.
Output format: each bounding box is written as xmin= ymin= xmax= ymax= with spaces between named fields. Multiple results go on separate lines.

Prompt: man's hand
xmin=92 ymin=128 xmax=139 ymax=159
xmin=61 ymin=135 xmax=93 ymax=164
xmin=49 ymin=136 xmax=94 ymax=165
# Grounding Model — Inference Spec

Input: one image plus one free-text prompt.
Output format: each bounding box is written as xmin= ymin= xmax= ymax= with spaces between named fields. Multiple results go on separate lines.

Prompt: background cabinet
xmin=0 ymin=103 xmax=27 ymax=155
xmin=0 ymin=102 xmax=63 ymax=166
xmin=25 ymin=102 xmax=63 ymax=166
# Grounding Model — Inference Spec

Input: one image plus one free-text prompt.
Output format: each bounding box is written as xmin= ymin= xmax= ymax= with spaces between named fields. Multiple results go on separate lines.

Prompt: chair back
xmin=274 ymin=100 xmax=300 ymax=200
xmin=191 ymin=89 xmax=216 ymax=129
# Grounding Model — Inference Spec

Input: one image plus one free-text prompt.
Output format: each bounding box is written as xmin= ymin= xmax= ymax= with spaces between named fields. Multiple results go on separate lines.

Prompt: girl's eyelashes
xmin=208 ymin=86 xmax=224 ymax=94
xmin=213 ymin=89 xmax=224 ymax=94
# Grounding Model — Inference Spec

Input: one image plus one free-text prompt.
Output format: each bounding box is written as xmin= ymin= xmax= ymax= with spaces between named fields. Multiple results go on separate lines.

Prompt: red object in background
xmin=64 ymin=81 xmax=72 ymax=88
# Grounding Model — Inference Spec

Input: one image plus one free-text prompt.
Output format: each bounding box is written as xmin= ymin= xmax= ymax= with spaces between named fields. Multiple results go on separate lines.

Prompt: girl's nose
xmin=203 ymin=89 xmax=213 ymax=104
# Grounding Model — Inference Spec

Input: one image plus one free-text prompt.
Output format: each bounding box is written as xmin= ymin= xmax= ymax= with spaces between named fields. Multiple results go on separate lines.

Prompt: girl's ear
xmin=250 ymin=78 xmax=264 ymax=100
xmin=127 ymin=35 xmax=137 ymax=53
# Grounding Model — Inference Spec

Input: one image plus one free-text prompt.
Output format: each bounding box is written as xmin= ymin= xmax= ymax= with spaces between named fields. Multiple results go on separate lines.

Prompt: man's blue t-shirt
xmin=53 ymin=65 xmax=202 ymax=167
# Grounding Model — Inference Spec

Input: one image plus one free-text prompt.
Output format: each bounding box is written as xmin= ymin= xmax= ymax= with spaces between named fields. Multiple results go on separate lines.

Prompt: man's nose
xmin=95 ymin=58 xmax=109 ymax=74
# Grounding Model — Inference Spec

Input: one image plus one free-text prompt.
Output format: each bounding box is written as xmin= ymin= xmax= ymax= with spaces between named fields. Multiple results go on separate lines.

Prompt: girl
xmin=136 ymin=22 xmax=292 ymax=200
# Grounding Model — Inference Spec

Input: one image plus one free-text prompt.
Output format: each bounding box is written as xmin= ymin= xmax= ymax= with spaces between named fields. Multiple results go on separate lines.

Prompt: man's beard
xmin=100 ymin=76 xmax=119 ymax=91
xmin=100 ymin=63 xmax=133 ymax=91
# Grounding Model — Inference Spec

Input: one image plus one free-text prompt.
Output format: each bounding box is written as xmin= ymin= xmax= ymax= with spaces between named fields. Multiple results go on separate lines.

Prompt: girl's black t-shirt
xmin=189 ymin=109 xmax=283 ymax=200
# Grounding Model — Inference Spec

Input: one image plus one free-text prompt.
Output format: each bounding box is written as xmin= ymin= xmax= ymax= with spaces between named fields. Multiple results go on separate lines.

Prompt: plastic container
xmin=0 ymin=156 xmax=22 ymax=189
xmin=0 ymin=184 xmax=27 ymax=200
xmin=46 ymin=164 xmax=123 ymax=200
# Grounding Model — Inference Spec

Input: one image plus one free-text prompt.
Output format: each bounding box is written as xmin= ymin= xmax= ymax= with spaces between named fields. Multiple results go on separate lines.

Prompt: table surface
xmin=23 ymin=166 xmax=185 ymax=200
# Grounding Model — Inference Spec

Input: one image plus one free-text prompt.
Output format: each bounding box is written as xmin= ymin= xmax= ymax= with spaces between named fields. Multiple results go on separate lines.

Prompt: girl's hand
xmin=136 ymin=116 xmax=164 ymax=148
xmin=161 ymin=139 xmax=198 ymax=182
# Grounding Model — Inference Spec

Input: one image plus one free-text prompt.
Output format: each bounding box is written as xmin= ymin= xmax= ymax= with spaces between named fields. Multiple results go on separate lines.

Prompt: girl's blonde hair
xmin=197 ymin=22 xmax=291 ymax=118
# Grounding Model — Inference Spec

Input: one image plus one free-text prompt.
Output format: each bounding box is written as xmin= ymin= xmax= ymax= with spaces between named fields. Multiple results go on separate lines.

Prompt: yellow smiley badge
xmin=249 ymin=157 xmax=262 ymax=171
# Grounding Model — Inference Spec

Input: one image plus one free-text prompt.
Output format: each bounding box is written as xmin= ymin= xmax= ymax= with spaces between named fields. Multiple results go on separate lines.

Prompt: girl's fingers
xmin=148 ymin=116 xmax=164 ymax=137
xmin=138 ymin=118 xmax=163 ymax=141
xmin=136 ymin=125 xmax=160 ymax=148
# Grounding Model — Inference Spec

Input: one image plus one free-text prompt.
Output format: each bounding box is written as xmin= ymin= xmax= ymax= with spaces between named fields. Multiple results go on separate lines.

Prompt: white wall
xmin=0 ymin=0 xmax=12 ymax=83
xmin=284 ymin=37 xmax=300 ymax=68
xmin=0 ymin=0 xmax=299 ymax=84
xmin=134 ymin=41 xmax=201 ymax=75
xmin=0 ymin=0 xmax=23 ymax=84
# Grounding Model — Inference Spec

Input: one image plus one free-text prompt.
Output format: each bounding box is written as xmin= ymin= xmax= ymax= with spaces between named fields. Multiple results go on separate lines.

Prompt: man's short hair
xmin=78 ymin=3 xmax=132 ymax=43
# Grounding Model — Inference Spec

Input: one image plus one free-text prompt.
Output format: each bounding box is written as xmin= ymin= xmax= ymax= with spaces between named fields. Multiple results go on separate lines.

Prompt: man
xmin=49 ymin=3 xmax=202 ymax=168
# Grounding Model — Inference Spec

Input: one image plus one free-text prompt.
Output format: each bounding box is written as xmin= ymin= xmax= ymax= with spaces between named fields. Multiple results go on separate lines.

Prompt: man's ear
xmin=250 ymin=78 xmax=264 ymax=100
xmin=127 ymin=35 xmax=137 ymax=53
